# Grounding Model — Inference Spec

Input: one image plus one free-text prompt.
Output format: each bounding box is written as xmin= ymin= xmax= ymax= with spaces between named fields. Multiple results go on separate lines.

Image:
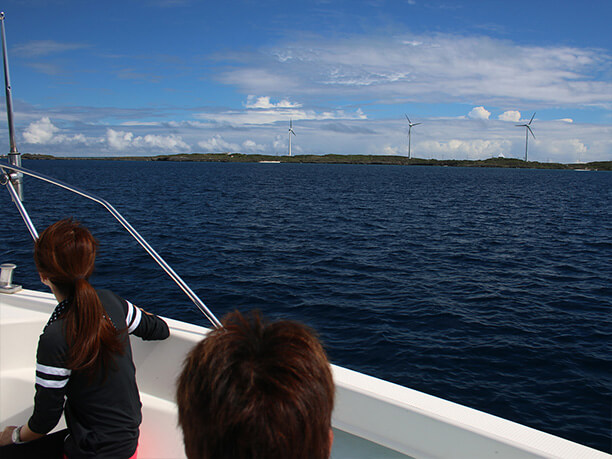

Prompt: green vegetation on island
xmin=12 ymin=153 xmax=612 ymax=171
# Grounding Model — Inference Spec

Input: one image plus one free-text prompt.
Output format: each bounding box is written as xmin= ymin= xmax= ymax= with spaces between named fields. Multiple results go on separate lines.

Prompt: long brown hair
xmin=34 ymin=218 xmax=123 ymax=372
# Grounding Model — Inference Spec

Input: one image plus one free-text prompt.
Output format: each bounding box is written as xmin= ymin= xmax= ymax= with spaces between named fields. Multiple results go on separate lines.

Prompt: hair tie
xmin=75 ymin=275 xmax=87 ymax=281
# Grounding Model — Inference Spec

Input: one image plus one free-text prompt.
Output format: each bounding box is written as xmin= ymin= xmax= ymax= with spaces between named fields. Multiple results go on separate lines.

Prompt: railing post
xmin=1 ymin=12 xmax=23 ymax=201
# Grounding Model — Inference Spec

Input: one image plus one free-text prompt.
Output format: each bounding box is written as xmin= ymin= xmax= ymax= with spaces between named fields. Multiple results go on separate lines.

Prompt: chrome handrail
xmin=0 ymin=162 xmax=222 ymax=329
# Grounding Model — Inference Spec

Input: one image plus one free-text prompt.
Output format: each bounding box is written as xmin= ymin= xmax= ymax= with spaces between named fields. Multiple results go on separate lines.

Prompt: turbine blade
xmin=406 ymin=114 xmax=412 ymax=123
xmin=529 ymin=112 xmax=535 ymax=124
xmin=527 ymin=126 xmax=535 ymax=139
xmin=413 ymin=123 xmax=422 ymax=126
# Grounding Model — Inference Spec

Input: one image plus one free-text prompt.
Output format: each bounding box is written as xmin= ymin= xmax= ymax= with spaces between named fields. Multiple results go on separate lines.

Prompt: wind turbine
xmin=405 ymin=115 xmax=421 ymax=159
xmin=516 ymin=112 xmax=536 ymax=161
xmin=288 ymin=119 xmax=296 ymax=156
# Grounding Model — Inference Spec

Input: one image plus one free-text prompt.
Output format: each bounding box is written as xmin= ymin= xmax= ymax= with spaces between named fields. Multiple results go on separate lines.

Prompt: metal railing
xmin=0 ymin=162 xmax=222 ymax=329
xmin=1 ymin=12 xmax=23 ymax=200
xmin=1 ymin=12 xmax=219 ymax=328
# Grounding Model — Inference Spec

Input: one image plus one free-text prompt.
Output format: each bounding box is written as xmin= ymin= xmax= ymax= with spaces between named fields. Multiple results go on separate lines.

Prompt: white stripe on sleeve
xmin=36 ymin=363 xmax=71 ymax=377
xmin=127 ymin=304 xmax=142 ymax=334
xmin=36 ymin=376 xmax=69 ymax=389
xmin=126 ymin=300 xmax=134 ymax=327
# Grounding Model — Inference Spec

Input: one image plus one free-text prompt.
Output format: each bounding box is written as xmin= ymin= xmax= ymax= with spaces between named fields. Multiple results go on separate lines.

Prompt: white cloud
xmin=419 ymin=139 xmax=512 ymax=159
xmin=218 ymin=33 xmax=612 ymax=108
xmin=499 ymin=111 xmax=521 ymax=122
xmin=23 ymin=117 xmax=92 ymax=145
xmin=245 ymin=96 xmax=301 ymax=109
xmin=23 ymin=117 xmax=58 ymax=144
xmin=197 ymin=135 xmax=240 ymax=152
xmin=468 ymin=106 xmax=491 ymax=120
xmin=106 ymin=129 xmax=189 ymax=151
xmin=140 ymin=134 xmax=189 ymax=150
xmin=195 ymin=97 xmax=366 ymax=126
xmin=107 ymin=129 xmax=134 ymax=150
xmin=540 ymin=138 xmax=587 ymax=156
xmin=242 ymin=139 xmax=266 ymax=152
xmin=558 ymin=118 xmax=574 ymax=123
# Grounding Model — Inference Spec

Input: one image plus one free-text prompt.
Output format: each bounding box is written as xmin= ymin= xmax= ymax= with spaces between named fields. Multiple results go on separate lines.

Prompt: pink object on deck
xmin=64 ymin=445 xmax=137 ymax=459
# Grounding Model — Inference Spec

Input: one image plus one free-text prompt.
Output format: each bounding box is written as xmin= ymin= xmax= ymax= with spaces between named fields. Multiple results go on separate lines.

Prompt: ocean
xmin=1 ymin=159 xmax=611 ymax=452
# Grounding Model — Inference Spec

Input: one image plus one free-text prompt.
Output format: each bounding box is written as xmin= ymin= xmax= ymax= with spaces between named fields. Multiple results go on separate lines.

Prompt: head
xmin=34 ymin=218 xmax=122 ymax=371
xmin=34 ymin=218 xmax=97 ymax=297
xmin=176 ymin=310 xmax=335 ymax=459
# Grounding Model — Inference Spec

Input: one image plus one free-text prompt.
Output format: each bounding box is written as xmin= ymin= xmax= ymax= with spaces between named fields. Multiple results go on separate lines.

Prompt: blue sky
xmin=1 ymin=0 xmax=611 ymax=162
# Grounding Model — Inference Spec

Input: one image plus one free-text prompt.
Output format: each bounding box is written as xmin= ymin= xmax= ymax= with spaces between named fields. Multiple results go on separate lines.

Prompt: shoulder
xmin=96 ymin=289 xmax=128 ymax=312
xmin=96 ymin=288 xmax=125 ymax=304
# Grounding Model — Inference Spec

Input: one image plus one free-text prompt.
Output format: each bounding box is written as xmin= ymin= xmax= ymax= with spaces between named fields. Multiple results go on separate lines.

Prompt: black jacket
xmin=29 ymin=289 xmax=169 ymax=458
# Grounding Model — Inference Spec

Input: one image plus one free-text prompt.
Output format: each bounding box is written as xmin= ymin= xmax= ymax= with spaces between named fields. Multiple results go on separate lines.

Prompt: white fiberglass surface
xmin=331 ymin=428 xmax=413 ymax=459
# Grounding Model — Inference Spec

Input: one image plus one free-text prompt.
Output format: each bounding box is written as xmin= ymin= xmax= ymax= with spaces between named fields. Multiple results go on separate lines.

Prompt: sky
xmin=1 ymin=0 xmax=611 ymax=163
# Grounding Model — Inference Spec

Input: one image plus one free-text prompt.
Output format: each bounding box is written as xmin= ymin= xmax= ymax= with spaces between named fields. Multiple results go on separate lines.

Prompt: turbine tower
xmin=405 ymin=115 xmax=421 ymax=159
xmin=288 ymin=119 xmax=296 ymax=156
xmin=516 ymin=112 xmax=536 ymax=162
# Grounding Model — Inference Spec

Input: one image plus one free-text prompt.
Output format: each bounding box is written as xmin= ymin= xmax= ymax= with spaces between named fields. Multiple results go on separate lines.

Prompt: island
xmin=9 ymin=153 xmax=612 ymax=171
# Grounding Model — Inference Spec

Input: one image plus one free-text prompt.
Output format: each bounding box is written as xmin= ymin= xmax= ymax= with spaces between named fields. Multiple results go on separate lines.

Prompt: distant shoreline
xmin=8 ymin=153 xmax=612 ymax=171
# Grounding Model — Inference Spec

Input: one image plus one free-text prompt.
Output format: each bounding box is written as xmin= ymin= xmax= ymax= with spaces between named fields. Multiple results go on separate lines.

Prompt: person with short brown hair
xmin=176 ymin=310 xmax=335 ymax=459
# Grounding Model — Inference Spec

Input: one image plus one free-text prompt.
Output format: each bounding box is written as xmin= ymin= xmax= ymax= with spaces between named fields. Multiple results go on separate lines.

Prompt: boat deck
xmin=0 ymin=290 xmax=409 ymax=458
xmin=1 ymin=289 xmax=608 ymax=458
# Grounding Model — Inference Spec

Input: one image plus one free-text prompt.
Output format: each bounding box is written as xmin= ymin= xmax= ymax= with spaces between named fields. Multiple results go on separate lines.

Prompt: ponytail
xmin=35 ymin=219 xmax=124 ymax=373
xmin=65 ymin=277 xmax=123 ymax=372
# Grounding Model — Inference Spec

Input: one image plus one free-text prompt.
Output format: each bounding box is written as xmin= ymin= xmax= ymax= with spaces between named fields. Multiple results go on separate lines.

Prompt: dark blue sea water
xmin=2 ymin=160 xmax=611 ymax=453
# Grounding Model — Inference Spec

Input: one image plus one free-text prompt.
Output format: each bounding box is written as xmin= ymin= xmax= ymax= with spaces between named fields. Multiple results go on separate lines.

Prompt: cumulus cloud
xmin=23 ymin=117 xmax=59 ymax=144
xmin=141 ymin=134 xmax=189 ymax=150
xmin=468 ymin=106 xmax=491 ymax=120
xmin=22 ymin=118 xmax=190 ymax=152
xmin=499 ymin=110 xmax=521 ymax=122
xmin=419 ymin=139 xmax=512 ymax=159
xmin=540 ymin=138 xmax=587 ymax=156
xmin=106 ymin=129 xmax=133 ymax=150
xmin=197 ymin=135 xmax=240 ymax=152
xmin=23 ymin=117 xmax=91 ymax=145
xmin=106 ymin=129 xmax=189 ymax=151
xmin=242 ymin=139 xmax=266 ymax=152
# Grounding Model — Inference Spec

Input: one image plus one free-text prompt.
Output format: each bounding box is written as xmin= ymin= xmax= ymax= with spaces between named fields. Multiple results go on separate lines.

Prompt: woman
xmin=0 ymin=219 xmax=169 ymax=458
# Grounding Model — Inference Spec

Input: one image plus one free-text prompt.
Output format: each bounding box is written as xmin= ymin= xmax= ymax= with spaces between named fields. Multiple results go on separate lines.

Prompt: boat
xmin=1 ymin=261 xmax=609 ymax=458
xmin=1 ymin=15 xmax=609 ymax=459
